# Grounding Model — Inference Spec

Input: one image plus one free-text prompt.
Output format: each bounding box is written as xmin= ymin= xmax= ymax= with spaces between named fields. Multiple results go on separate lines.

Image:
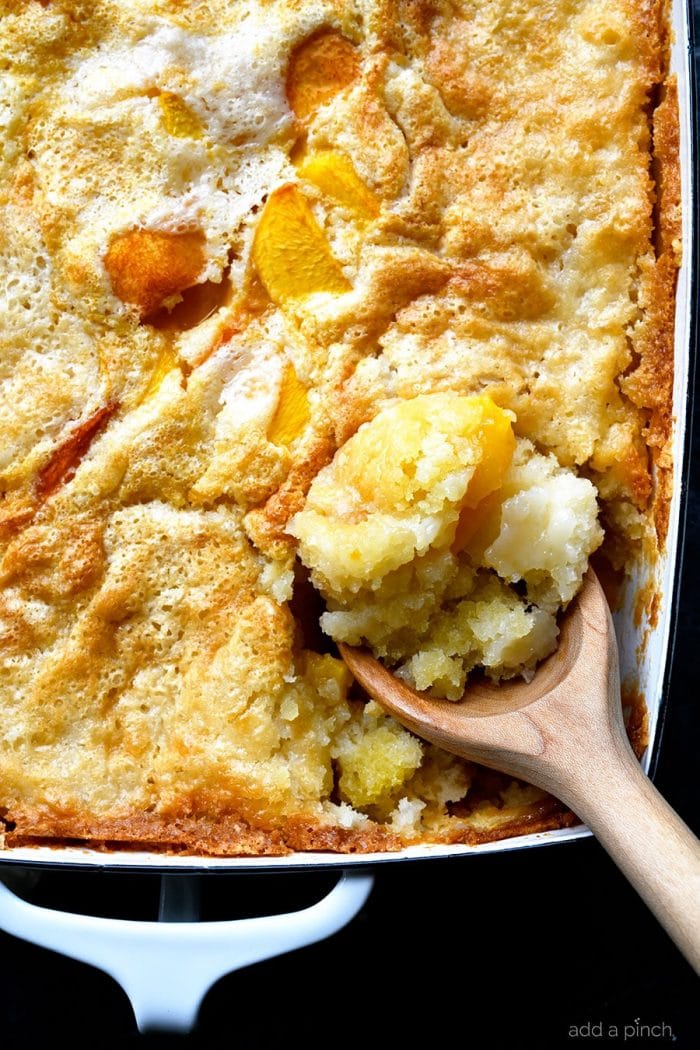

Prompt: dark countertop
xmin=1 ymin=13 xmax=698 ymax=1050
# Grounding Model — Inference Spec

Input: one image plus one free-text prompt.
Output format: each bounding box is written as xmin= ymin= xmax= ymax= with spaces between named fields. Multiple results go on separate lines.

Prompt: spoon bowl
xmin=340 ymin=569 xmax=615 ymax=787
xmin=340 ymin=569 xmax=700 ymax=972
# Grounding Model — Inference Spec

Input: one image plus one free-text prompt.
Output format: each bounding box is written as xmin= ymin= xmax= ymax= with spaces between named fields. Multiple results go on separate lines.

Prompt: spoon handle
xmin=560 ymin=735 xmax=700 ymax=973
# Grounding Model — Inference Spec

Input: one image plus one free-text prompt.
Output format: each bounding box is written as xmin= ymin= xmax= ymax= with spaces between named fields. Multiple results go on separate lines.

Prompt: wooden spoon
xmin=340 ymin=569 xmax=700 ymax=972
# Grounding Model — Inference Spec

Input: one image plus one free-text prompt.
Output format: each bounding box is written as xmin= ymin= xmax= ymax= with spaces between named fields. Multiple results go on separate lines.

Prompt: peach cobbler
xmin=0 ymin=0 xmax=678 ymax=853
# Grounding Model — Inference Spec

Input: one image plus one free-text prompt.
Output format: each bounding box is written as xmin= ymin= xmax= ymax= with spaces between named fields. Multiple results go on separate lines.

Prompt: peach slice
xmin=36 ymin=403 xmax=118 ymax=503
xmin=286 ymin=30 xmax=359 ymax=120
xmin=0 ymin=404 xmax=117 ymax=538
xmin=105 ymin=229 xmax=205 ymax=317
xmin=141 ymin=342 xmax=181 ymax=402
xmin=299 ymin=151 xmax=379 ymax=220
xmin=338 ymin=393 xmax=514 ymax=518
xmin=302 ymin=650 xmax=353 ymax=697
xmin=158 ymin=92 xmax=203 ymax=138
xmin=268 ymin=362 xmax=310 ymax=447
xmin=452 ymin=396 xmax=517 ymax=549
xmin=252 ymin=184 xmax=351 ymax=304
xmin=461 ymin=396 xmax=517 ymax=509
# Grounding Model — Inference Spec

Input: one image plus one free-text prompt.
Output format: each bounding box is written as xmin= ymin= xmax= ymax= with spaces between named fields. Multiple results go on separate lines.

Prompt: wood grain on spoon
xmin=340 ymin=569 xmax=700 ymax=972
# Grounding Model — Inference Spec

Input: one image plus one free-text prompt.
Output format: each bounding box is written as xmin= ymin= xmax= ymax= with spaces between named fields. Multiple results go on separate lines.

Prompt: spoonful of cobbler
xmin=288 ymin=393 xmax=700 ymax=971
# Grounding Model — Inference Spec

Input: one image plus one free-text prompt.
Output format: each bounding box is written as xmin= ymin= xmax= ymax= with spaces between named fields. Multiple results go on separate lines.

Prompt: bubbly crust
xmin=0 ymin=0 xmax=677 ymax=856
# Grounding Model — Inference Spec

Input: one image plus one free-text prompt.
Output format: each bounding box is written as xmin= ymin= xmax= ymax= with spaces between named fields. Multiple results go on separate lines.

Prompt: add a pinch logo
xmin=568 ymin=1020 xmax=676 ymax=1041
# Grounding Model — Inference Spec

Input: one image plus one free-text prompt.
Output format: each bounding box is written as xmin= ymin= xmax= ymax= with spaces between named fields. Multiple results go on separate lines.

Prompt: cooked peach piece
xmin=286 ymin=30 xmax=359 ymax=120
xmin=158 ymin=92 xmax=203 ymax=139
xmin=299 ymin=151 xmax=379 ymax=219
xmin=268 ymin=362 xmax=310 ymax=446
xmin=37 ymin=403 xmax=118 ymax=502
xmin=252 ymin=183 xmax=351 ymax=304
xmin=452 ymin=399 xmax=517 ymax=549
xmin=105 ymin=229 xmax=205 ymax=316
xmin=339 ymin=394 xmax=515 ymax=518
xmin=141 ymin=343 xmax=181 ymax=402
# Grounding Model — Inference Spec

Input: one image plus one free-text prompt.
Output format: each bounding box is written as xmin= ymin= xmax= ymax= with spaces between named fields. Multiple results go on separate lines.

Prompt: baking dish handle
xmin=0 ymin=870 xmax=373 ymax=1033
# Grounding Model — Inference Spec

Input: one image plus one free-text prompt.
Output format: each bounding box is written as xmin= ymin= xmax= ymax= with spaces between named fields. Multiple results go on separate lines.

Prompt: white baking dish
xmin=0 ymin=0 xmax=696 ymax=1033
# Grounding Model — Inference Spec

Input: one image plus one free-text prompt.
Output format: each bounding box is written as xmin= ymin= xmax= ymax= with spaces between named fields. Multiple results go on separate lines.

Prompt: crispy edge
xmin=646 ymin=76 xmax=681 ymax=547
xmin=0 ymin=808 xmax=401 ymax=856
xmin=620 ymin=0 xmax=679 ymax=547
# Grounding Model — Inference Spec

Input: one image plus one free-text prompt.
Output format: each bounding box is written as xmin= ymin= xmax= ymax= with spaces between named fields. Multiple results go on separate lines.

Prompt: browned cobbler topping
xmin=0 ymin=0 xmax=678 ymax=856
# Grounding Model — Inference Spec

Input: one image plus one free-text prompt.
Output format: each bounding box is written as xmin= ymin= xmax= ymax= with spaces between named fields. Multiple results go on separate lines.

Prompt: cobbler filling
xmin=290 ymin=393 xmax=603 ymax=698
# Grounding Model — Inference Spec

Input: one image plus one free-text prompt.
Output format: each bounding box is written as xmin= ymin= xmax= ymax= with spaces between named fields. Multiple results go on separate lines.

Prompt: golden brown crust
xmin=0 ymin=512 xmax=105 ymax=599
xmin=441 ymin=799 xmax=580 ymax=847
xmin=0 ymin=404 xmax=117 ymax=543
xmin=2 ymin=807 xmax=400 ymax=856
xmin=5 ymin=812 xmax=578 ymax=853
xmin=624 ymin=687 xmax=651 ymax=759
xmin=244 ymin=426 xmax=338 ymax=555
xmin=0 ymin=0 xmax=679 ymax=859
xmin=621 ymin=76 xmax=680 ymax=547
xmin=0 ymin=797 xmax=573 ymax=854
